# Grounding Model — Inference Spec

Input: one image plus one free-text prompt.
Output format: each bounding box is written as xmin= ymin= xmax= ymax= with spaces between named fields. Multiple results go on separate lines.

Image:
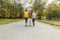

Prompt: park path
xmin=0 ymin=20 xmax=60 ymax=40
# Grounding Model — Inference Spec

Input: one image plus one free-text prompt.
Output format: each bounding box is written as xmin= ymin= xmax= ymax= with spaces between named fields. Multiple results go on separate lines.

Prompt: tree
xmin=33 ymin=0 xmax=45 ymax=19
xmin=45 ymin=2 xmax=60 ymax=20
xmin=0 ymin=0 xmax=24 ymax=19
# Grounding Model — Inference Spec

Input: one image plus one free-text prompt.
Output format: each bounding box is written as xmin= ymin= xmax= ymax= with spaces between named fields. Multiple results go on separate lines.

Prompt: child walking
xmin=32 ymin=11 xmax=37 ymax=26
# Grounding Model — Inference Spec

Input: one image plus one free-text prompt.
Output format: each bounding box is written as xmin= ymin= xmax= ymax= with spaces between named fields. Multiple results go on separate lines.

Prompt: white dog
xmin=28 ymin=18 xmax=32 ymax=26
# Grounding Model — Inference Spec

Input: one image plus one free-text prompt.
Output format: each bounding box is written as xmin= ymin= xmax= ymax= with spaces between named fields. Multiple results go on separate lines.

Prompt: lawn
xmin=0 ymin=19 xmax=23 ymax=25
xmin=39 ymin=20 xmax=60 ymax=26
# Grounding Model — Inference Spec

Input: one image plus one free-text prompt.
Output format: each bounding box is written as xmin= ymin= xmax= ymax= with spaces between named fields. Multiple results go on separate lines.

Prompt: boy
xmin=24 ymin=10 xmax=29 ymax=26
xmin=32 ymin=11 xmax=36 ymax=26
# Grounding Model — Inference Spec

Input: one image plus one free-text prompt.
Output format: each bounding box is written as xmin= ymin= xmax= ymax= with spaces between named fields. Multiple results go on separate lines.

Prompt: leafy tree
xmin=45 ymin=2 xmax=60 ymax=20
xmin=33 ymin=0 xmax=45 ymax=19
xmin=0 ymin=0 xmax=24 ymax=19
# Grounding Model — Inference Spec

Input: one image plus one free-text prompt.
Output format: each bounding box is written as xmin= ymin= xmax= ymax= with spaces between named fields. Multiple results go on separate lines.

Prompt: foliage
xmin=0 ymin=0 xmax=24 ymax=19
xmin=33 ymin=0 xmax=45 ymax=19
xmin=45 ymin=3 xmax=60 ymax=20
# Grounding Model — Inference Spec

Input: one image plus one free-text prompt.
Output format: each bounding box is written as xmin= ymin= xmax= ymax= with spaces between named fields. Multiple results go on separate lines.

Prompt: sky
xmin=10 ymin=0 xmax=34 ymax=8
xmin=46 ymin=0 xmax=54 ymax=5
xmin=10 ymin=0 xmax=59 ymax=8
xmin=10 ymin=0 xmax=55 ymax=5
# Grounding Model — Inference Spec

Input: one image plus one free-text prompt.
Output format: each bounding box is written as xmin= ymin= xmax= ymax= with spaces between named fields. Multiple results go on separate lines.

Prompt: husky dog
xmin=28 ymin=18 xmax=31 ymax=26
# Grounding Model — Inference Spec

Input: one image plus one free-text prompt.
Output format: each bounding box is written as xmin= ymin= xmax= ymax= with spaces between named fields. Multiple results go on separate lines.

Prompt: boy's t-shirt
xmin=24 ymin=12 xmax=29 ymax=18
xmin=32 ymin=12 xmax=36 ymax=18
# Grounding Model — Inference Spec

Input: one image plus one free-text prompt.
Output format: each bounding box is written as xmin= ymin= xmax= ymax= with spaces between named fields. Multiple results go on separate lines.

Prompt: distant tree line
xmin=33 ymin=0 xmax=60 ymax=20
xmin=0 ymin=0 xmax=24 ymax=19
xmin=45 ymin=3 xmax=60 ymax=20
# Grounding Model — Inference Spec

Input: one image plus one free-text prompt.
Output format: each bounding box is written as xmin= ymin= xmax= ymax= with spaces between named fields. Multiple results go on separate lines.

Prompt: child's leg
xmin=32 ymin=18 xmax=35 ymax=26
xmin=25 ymin=18 xmax=28 ymax=26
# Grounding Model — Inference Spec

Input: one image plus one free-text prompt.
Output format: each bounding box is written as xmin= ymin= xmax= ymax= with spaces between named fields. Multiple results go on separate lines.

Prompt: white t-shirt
xmin=32 ymin=12 xmax=36 ymax=18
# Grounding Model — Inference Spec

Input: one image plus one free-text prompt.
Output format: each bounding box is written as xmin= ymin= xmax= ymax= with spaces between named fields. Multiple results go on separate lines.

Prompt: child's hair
xmin=25 ymin=10 xmax=27 ymax=11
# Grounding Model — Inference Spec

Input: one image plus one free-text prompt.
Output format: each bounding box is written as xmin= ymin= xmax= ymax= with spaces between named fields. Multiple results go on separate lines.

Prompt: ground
xmin=0 ymin=20 xmax=60 ymax=40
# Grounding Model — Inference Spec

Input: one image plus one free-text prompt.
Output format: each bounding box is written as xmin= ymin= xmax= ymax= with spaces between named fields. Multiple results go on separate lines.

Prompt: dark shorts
xmin=32 ymin=18 xmax=35 ymax=26
xmin=24 ymin=18 xmax=28 ymax=23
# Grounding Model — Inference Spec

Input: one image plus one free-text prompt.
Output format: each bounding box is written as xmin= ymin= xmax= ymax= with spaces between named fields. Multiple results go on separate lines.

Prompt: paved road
xmin=0 ymin=20 xmax=60 ymax=40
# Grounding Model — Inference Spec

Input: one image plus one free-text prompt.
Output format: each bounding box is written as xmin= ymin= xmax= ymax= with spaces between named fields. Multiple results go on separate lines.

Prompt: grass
xmin=0 ymin=19 xmax=23 ymax=25
xmin=39 ymin=20 xmax=60 ymax=26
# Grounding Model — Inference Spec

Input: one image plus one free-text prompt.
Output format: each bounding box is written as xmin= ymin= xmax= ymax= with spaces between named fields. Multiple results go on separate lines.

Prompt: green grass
xmin=0 ymin=19 xmax=23 ymax=25
xmin=39 ymin=20 xmax=60 ymax=26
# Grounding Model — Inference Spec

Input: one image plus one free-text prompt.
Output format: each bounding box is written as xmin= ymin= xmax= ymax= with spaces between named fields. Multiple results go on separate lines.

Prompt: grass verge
xmin=38 ymin=20 xmax=60 ymax=26
xmin=0 ymin=19 xmax=23 ymax=25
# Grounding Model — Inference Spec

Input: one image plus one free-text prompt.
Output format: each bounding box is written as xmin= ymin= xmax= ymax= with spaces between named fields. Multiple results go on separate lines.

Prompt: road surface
xmin=0 ymin=20 xmax=60 ymax=40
